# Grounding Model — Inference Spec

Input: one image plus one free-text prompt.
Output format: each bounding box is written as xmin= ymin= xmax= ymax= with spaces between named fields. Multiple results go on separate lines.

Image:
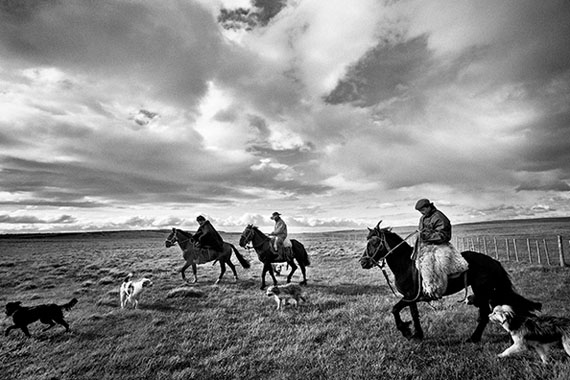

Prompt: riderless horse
xmin=360 ymin=221 xmax=541 ymax=342
xmin=239 ymin=224 xmax=310 ymax=289
xmin=165 ymin=228 xmax=250 ymax=284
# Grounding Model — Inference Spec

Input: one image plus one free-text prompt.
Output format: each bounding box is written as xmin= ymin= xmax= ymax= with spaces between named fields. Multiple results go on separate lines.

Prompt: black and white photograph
xmin=1 ymin=0 xmax=569 ymax=379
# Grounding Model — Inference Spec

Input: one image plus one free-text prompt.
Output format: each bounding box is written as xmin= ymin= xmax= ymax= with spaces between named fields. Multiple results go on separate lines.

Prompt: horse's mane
xmin=176 ymin=228 xmax=193 ymax=238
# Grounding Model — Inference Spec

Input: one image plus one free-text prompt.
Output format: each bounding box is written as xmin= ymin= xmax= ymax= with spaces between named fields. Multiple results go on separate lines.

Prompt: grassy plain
xmin=1 ymin=218 xmax=570 ymax=380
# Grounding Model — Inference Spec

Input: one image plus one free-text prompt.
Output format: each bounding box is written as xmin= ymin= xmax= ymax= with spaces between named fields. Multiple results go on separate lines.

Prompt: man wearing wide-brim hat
xmin=268 ymin=212 xmax=288 ymax=256
xmin=414 ymin=199 xmax=468 ymax=300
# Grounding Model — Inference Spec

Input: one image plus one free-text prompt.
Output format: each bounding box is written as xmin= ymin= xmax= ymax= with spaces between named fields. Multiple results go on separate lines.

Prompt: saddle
xmin=271 ymin=237 xmax=293 ymax=260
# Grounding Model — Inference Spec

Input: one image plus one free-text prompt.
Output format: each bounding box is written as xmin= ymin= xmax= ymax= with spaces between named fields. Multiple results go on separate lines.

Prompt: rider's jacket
xmin=418 ymin=207 xmax=451 ymax=244
xmin=271 ymin=219 xmax=288 ymax=240
xmin=194 ymin=221 xmax=224 ymax=251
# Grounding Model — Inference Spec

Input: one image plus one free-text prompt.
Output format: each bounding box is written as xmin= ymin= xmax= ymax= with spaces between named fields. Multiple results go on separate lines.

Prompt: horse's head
xmin=239 ymin=224 xmax=255 ymax=248
xmin=360 ymin=234 xmax=389 ymax=269
xmin=165 ymin=228 xmax=178 ymax=248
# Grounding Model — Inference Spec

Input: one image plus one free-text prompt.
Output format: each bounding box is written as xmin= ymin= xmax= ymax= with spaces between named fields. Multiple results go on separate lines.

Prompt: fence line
xmin=456 ymin=235 xmax=568 ymax=267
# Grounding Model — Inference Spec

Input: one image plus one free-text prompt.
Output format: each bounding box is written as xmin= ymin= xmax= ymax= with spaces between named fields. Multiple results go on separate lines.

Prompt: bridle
xmin=364 ymin=228 xmax=422 ymax=302
xmin=240 ymin=226 xmax=266 ymax=250
xmin=166 ymin=229 xmax=192 ymax=247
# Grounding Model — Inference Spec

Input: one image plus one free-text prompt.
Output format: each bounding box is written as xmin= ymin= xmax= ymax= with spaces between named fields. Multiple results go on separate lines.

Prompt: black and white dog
xmin=489 ymin=304 xmax=570 ymax=364
xmin=120 ymin=273 xmax=153 ymax=309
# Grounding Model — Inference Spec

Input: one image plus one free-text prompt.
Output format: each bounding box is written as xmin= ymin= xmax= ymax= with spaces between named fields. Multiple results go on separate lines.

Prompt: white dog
xmin=489 ymin=304 xmax=570 ymax=364
xmin=120 ymin=273 xmax=153 ymax=309
xmin=266 ymin=283 xmax=306 ymax=310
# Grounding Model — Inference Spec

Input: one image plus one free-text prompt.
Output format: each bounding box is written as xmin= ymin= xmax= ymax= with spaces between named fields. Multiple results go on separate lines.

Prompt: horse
xmin=165 ymin=228 xmax=250 ymax=284
xmin=239 ymin=224 xmax=310 ymax=289
xmin=359 ymin=222 xmax=542 ymax=343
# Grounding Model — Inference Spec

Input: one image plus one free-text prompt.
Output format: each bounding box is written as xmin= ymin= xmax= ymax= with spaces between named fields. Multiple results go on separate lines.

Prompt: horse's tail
xmin=230 ymin=244 xmax=251 ymax=269
xmin=292 ymin=240 xmax=310 ymax=266
xmin=491 ymin=262 xmax=542 ymax=315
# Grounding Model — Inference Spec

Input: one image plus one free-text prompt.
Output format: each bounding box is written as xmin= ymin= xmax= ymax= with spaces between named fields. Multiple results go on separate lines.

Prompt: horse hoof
xmin=299 ymin=281 xmax=307 ymax=286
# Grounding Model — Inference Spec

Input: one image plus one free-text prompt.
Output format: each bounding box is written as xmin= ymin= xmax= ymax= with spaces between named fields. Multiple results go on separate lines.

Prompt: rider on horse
xmin=268 ymin=212 xmax=292 ymax=260
xmin=193 ymin=215 xmax=224 ymax=252
xmin=413 ymin=199 xmax=468 ymax=300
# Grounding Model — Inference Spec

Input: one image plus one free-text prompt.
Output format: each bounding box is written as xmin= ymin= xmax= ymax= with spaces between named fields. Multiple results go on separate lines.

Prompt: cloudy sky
xmin=1 ymin=0 xmax=570 ymax=234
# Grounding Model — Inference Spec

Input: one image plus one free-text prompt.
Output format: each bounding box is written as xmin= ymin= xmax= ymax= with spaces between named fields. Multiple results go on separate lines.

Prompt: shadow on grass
xmin=308 ymin=282 xmax=384 ymax=296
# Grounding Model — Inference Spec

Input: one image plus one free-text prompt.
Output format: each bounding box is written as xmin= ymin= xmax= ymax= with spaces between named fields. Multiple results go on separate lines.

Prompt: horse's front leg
xmin=179 ymin=262 xmax=190 ymax=282
xmin=267 ymin=263 xmax=278 ymax=286
xmin=392 ymin=299 xmax=414 ymax=340
xmin=190 ymin=263 xmax=198 ymax=283
xmin=467 ymin=302 xmax=490 ymax=343
xmin=260 ymin=263 xmax=269 ymax=289
xmin=408 ymin=302 xmax=424 ymax=341
xmin=286 ymin=261 xmax=297 ymax=283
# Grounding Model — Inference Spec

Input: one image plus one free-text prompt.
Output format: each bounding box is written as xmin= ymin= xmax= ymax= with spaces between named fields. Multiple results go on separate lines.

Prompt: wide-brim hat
xmin=270 ymin=212 xmax=281 ymax=219
xmin=415 ymin=199 xmax=432 ymax=210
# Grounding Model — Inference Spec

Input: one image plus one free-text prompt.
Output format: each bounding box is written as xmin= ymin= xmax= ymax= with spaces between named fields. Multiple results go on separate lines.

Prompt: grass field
xmin=1 ymin=219 xmax=570 ymax=380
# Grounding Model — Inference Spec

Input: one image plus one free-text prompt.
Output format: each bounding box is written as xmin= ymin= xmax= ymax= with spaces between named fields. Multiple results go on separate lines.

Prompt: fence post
xmin=505 ymin=238 xmax=510 ymax=261
xmin=513 ymin=239 xmax=519 ymax=262
xmin=558 ymin=236 xmax=566 ymax=267
xmin=482 ymin=237 xmax=487 ymax=255
xmin=535 ymin=240 xmax=541 ymax=265
xmin=543 ymin=239 xmax=551 ymax=266
xmin=493 ymin=237 xmax=498 ymax=259
xmin=527 ymin=239 xmax=532 ymax=264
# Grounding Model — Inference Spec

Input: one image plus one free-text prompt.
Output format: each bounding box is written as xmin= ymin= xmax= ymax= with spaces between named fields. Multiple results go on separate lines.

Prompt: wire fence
xmin=455 ymin=235 xmax=568 ymax=267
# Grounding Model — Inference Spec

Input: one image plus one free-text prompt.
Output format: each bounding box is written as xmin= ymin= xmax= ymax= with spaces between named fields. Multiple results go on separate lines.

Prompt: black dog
xmin=5 ymin=298 xmax=78 ymax=337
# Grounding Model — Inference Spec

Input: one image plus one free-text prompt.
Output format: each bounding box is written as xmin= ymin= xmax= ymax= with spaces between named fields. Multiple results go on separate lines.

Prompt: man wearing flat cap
xmin=414 ymin=199 xmax=468 ymax=300
xmin=268 ymin=212 xmax=288 ymax=257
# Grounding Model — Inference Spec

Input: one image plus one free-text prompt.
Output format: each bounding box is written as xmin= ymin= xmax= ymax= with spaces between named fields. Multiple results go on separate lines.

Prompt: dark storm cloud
xmin=0 ymin=0 xmax=221 ymax=106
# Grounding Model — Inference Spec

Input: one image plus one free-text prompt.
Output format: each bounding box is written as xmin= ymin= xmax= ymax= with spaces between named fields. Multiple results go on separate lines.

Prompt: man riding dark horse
xmin=193 ymin=215 xmax=224 ymax=252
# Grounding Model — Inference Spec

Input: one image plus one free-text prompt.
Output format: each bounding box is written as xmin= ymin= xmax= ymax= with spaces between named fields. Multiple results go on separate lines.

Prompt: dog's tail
xmin=123 ymin=272 xmax=134 ymax=283
xmin=59 ymin=298 xmax=78 ymax=311
xmin=492 ymin=263 xmax=542 ymax=315
xmin=230 ymin=244 xmax=251 ymax=269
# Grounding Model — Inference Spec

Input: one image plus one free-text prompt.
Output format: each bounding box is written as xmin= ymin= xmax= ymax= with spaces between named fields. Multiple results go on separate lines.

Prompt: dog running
xmin=120 ymin=273 xmax=153 ymax=309
xmin=266 ymin=283 xmax=306 ymax=310
xmin=489 ymin=304 xmax=570 ymax=364
xmin=5 ymin=298 xmax=78 ymax=337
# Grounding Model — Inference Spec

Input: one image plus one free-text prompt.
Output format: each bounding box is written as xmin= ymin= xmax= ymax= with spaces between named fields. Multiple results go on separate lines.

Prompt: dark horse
xmin=239 ymin=224 xmax=310 ymax=289
xmin=165 ymin=228 xmax=250 ymax=284
xmin=360 ymin=223 xmax=542 ymax=342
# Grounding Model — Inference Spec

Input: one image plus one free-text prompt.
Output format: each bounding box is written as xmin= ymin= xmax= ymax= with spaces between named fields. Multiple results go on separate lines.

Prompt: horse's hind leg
xmin=299 ymin=263 xmax=307 ymax=286
xmin=215 ymin=261 xmax=227 ymax=285
xmin=226 ymin=259 xmax=238 ymax=282
xmin=286 ymin=261 xmax=298 ymax=283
